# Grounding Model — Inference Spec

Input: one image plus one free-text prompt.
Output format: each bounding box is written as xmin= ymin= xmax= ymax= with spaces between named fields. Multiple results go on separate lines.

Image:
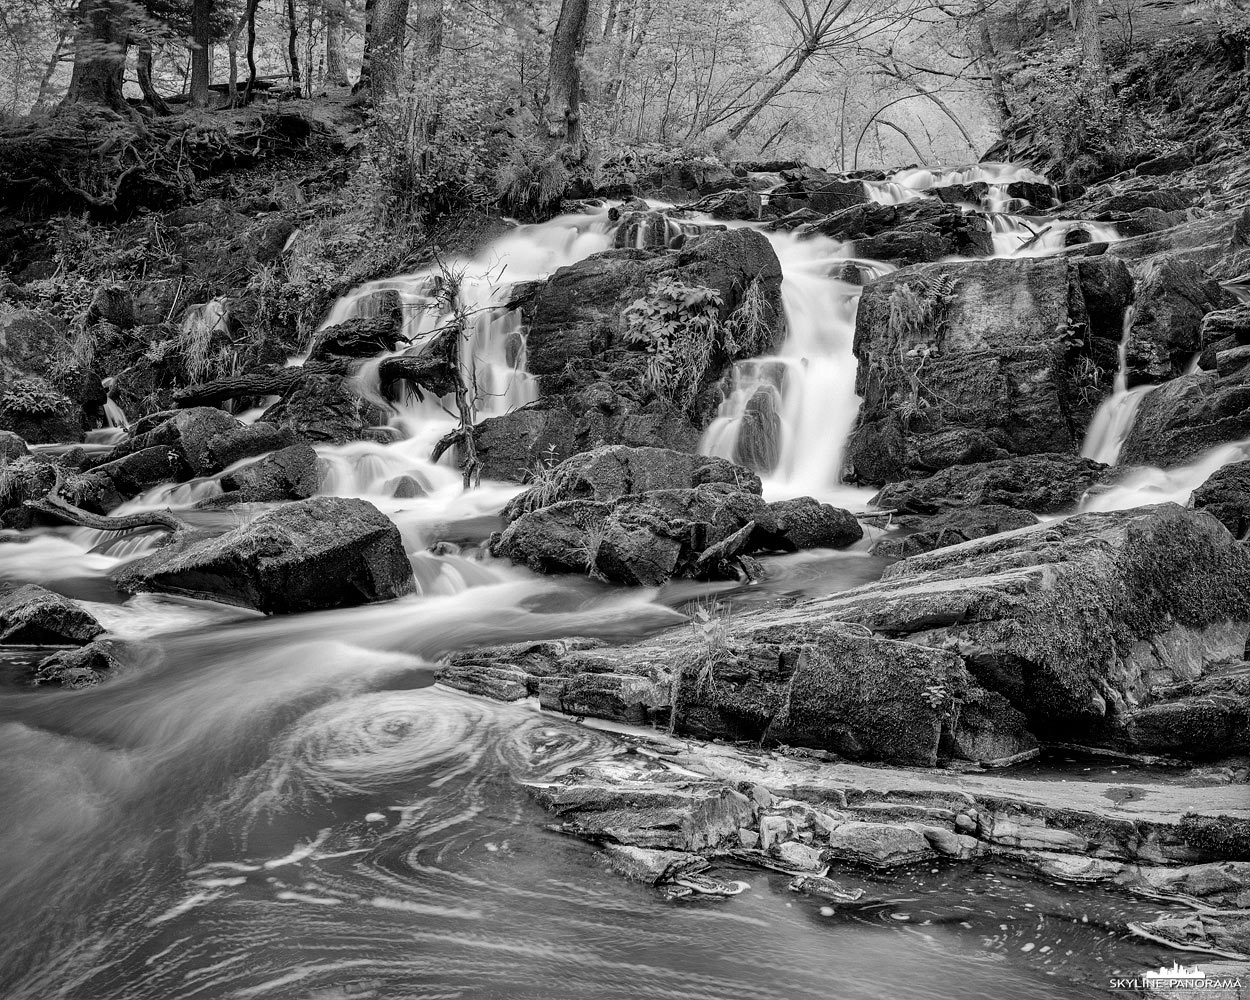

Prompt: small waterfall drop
xmin=700 ymin=236 xmax=885 ymax=500
xmin=1081 ymin=305 xmax=1155 ymax=467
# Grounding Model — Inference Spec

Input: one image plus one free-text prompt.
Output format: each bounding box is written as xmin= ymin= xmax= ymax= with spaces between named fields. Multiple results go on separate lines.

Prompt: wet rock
xmin=801 ymin=200 xmax=994 ymax=264
xmin=524 ymin=227 xmax=783 ymax=379
xmin=600 ymin=845 xmax=707 ymax=885
xmin=768 ymin=169 xmax=869 ymax=215
xmin=977 ymin=811 xmax=1087 ymax=852
xmin=501 ymin=446 xmax=761 ymax=524
xmin=113 ymin=496 xmax=416 ymax=613
xmin=810 ymin=504 xmax=1250 ymax=740
xmin=436 ymin=662 xmax=530 ymax=701
xmin=734 ymin=386 xmax=782 ymax=472
xmin=261 ymin=373 xmax=381 ymax=444
xmin=532 ymin=770 xmax=753 ymax=851
xmin=1119 ymin=369 xmax=1250 ymax=468
xmin=385 ymin=474 xmax=427 ymax=498
xmin=539 ymin=672 xmax=670 ymax=726
xmin=1004 ymin=180 xmax=1056 ymax=208
xmin=870 ymin=505 xmax=1039 ymax=559
xmin=823 ymin=822 xmax=935 ymax=867
xmin=306 ymin=301 xmax=404 ymax=363
xmin=204 ymin=443 xmax=321 ymax=506
xmin=1193 ymin=461 xmax=1250 ymax=537
xmin=104 ymin=407 xmax=242 ymax=476
xmin=1114 ymin=661 xmax=1250 ymax=758
xmin=756 ymin=496 xmax=863 ymax=550
xmin=494 ymin=484 xmax=768 ymax=585
xmin=846 ymin=256 xmax=1132 ymax=482
xmin=687 ymin=189 xmax=763 ymax=222
xmin=79 ymin=444 xmax=190 ymax=501
xmin=871 ymin=455 xmax=1108 ymax=514
xmin=0 ymin=584 xmax=104 ymax=646
xmin=32 ymin=639 xmax=126 ymax=688
xmin=931 ymin=182 xmax=989 ymax=205
xmin=1125 ymin=256 xmax=1232 ymax=382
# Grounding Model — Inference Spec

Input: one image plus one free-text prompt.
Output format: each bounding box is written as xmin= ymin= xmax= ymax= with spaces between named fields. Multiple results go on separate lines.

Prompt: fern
xmin=622 ymin=276 xmax=723 ymax=411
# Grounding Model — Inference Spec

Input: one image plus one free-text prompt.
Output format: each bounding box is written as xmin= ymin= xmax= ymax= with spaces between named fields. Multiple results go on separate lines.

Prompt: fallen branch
xmin=26 ymin=496 xmax=189 ymax=534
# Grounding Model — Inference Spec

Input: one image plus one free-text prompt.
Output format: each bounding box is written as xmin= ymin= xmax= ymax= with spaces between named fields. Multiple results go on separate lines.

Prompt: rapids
xmin=0 ymin=164 xmax=1234 ymax=998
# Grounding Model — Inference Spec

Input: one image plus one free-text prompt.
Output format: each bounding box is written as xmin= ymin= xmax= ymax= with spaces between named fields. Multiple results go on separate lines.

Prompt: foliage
xmin=885 ymin=272 xmax=956 ymax=348
xmin=622 ymin=276 xmax=724 ymax=410
xmin=496 ymin=139 xmax=571 ymax=221
xmin=0 ymin=377 xmax=72 ymax=416
xmin=366 ymin=75 xmax=495 ymax=226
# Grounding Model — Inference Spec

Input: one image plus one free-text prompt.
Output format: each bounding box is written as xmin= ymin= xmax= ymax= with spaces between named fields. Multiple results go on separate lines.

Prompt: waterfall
xmin=1080 ymin=305 xmax=1155 ymax=467
xmin=699 ymin=235 xmax=885 ymax=501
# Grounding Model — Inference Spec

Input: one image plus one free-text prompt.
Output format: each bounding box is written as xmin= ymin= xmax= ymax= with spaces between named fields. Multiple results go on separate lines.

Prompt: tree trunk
xmin=725 ymin=44 xmax=814 ymax=145
xmin=287 ymin=0 xmax=301 ymax=86
xmin=60 ymin=0 xmax=132 ymax=112
xmin=975 ymin=10 xmax=1011 ymax=121
xmin=244 ymin=0 xmax=259 ymax=102
xmin=137 ymin=37 xmax=171 ymax=114
xmin=325 ymin=0 xmax=349 ymax=86
xmin=545 ymin=0 xmax=590 ymax=147
xmin=359 ymin=0 xmax=411 ymax=94
xmin=412 ymin=0 xmax=443 ymax=65
xmin=33 ymin=29 xmax=71 ymax=110
xmin=190 ymin=0 xmax=212 ymax=108
xmin=1072 ymin=0 xmax=1110 ymax=96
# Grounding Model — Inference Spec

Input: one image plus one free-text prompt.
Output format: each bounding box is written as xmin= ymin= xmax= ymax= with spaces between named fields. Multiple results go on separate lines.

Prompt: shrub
xmin=622 ymin=276 xmax=723 ymax=410
xmin=0 ymin=377 xmax=72 ymax=417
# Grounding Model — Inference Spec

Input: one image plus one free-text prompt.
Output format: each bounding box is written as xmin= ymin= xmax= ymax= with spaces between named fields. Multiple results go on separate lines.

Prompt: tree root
xmin=23 ymin=466 xmax=190 ymax=535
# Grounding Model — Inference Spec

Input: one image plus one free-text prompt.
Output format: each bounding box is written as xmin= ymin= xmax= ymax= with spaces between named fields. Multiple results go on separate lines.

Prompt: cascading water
xmin=1080 ymin=305 xmax=1155 ymax=467
xmin=1 ymin=167 xmax=1213 ymax=1000
xmin=700 ymin=236 xmax=884 ymax=502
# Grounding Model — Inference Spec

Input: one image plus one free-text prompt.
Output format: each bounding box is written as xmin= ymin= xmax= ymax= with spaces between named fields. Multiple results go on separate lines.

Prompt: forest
xmin=1 ymin=0 xmax=1250 ymax=997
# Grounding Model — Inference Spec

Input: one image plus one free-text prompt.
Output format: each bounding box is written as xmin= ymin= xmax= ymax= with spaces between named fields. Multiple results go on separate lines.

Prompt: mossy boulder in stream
xmin=113 ymin=496 xmax=415 ymax=613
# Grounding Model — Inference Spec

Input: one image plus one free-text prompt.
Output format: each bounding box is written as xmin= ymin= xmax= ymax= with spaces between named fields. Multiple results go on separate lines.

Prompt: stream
xmin=0 ymin=164 xmax=1233 ymax=998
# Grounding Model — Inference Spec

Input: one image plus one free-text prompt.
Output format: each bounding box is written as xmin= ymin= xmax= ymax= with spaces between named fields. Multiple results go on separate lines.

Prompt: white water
xmin=1081 ymin=435 xmax=1250 ymax=513
xmin=1081 ymin=305 xmax=1156 ymax=467
xmin=699 ymin=237 xmax=887 ymax=503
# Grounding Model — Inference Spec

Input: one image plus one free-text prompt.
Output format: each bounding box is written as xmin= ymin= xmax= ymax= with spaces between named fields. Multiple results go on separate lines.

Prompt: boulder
xmin=0 ymin=307 xmax=69 ymax=380
xmin=0 ymin=429 xmax=28 ymax=461
xmin=524 ymin=227 xmax=783 ymax=379
xmin=306 ymin=294 xmax=404 ymax=362
xmin=113 ymin=497 xmax=416 ymax=613
xmin=768 ymin=169 xmax=869 ymax=215
xmin=871 ymin=454 xmax=1109 ymax=514
xmin=0 ymin=377 xmax=82 ymax=444
xmin=102 ymin=407 xmax=242 ymax=476
xmin=501 ymin=445 xmax=761 ymax=523
xmin=201 ymin=443 xmax=320 ymax=507
xmin=870 ymin=505 xmax=1039 ymax=559
xmin=261 ymin=373 xmax=380 ymax=443
xmin=823 ymin=822 xmax=935 ymax=867
xmin=846 ymin=256 xmax=1132 ymax=482
xmin=756 ymin=496 xmax=863 ymax=550
xmin=32 ymin=639 xmax=126 ymax=688
xmin=800 ymin=200 xmax=993 ymax=264
xmin=1125 ymin=256 xmax=1233 ymax=382
xmin=734 ymin=385 xmax=782 ymax=472
xmin=1193 ymin=460 xmax=1250 ymax=537
xmin=494 ymin=483 xmax=862 ymax=586
xmin=0 ymin=584 xmax=104 ymax=646
xmin=1119 ymin=369 xmax=1250 ymax=468
xmin=472 ymin=227 xmax=788 ymax=478
xmin=86 ymin=284 xmax=136 ymax=329
xmin=807 ymin=504 xmax=1250 ymax=740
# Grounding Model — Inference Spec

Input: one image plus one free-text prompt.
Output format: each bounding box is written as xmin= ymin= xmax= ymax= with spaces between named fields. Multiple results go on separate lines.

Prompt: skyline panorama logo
xmin=1109 ymin=962 xmax=1245 ymax=992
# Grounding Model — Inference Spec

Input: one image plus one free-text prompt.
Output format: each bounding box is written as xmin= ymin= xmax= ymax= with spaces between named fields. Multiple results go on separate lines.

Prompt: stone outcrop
xmin=463 ymin=504 xmax=1250 ymax=765
xmin=871 ymin=454 xmax=1109 ymax=514
xmin=800 ymin=200 xmax=993 ymax=264
xmin=1120 ymin=367 xmax=1250 ymax=468
xmin=471 ymin=228 xmax=786 ymax=480
xmin=846 ymin=256 xmax=1133 ymax=483
xmin=113 ymin=496 xmax=415 ymax=613
xmin=1193 ymin=459 xmax=1250 ymax=536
